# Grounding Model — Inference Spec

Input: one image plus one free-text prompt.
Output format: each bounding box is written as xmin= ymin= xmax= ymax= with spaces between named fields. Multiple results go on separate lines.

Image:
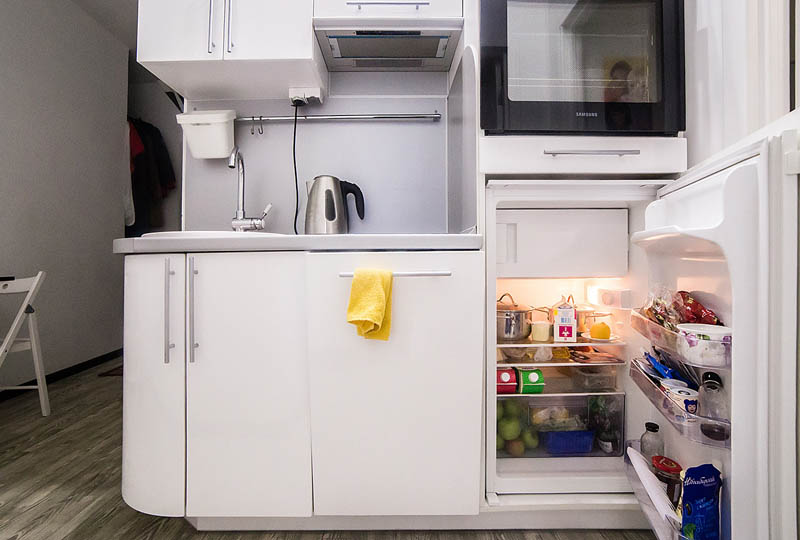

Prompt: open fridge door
xmin=624 ymin=110 xmax=800 ymax=540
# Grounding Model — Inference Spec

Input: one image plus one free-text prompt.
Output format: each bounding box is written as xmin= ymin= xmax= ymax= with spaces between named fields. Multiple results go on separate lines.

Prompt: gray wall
xmin=184 ymin=73 xmax=449 ymax=234
xmin=128 ymin=81 xmax=183 ymax=232
xmin=0 ymin=0 xmax=128 ymax=385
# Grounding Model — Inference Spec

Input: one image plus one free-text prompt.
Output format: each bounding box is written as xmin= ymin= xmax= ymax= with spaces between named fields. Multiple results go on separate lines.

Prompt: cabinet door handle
xmin=346 ymin=1 xmax=431 ymax=9
xmin=163 ymin=258 xmax=176 ymax=364
xmin=189 ymin=257 xmax=199 ymax=363
xmin=226 ymin=0 xmax=234 ymax=53
xmin=543 ymin=149 xmax=641 ymax=156
xmin=207 ymin=0 xmax=216 ymax=54
xmin=338 ymin=271 xmax=452 ymax=277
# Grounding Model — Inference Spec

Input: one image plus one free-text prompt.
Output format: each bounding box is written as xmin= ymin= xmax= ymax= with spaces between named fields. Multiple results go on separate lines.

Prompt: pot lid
xmin=497 ymin=293 xmax=531 ymax=312
xmin=652 ymin=455 xmax=682 ymax=474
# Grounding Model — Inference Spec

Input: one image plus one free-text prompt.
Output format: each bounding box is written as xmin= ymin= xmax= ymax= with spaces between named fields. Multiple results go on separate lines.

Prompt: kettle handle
xmin=340 ymin=181 xmax=365 ymax=220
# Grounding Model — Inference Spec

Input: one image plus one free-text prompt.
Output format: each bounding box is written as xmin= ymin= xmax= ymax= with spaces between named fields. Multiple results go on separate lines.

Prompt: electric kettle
xmin=304 ymin=175 xmax=365 ymax=234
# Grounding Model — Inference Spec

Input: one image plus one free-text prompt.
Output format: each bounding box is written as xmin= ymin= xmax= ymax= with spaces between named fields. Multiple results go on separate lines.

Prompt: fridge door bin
xmin=631 ymin=311 xmax=731 ymax=369
xmin=629 ymin=361 xmax=731 ymax=448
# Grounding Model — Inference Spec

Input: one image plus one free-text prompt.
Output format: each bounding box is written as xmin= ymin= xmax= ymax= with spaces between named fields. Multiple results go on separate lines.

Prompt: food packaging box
xmin=497 ymin=368 xmax=518 ymax=394
xmin=553 ymin=302 xmax=577 ymax=342
xmin=517 ymin=368 xmax=545 ymax=394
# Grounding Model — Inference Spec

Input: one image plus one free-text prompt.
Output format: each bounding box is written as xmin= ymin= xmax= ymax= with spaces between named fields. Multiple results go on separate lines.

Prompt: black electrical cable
xmin=292 ymin=104 xmax=300 ymax=235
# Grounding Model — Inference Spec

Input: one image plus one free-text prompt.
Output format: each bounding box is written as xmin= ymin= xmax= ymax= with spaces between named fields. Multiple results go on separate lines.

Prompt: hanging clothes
xmin=125 ymin=118 xmax=176 ymax=237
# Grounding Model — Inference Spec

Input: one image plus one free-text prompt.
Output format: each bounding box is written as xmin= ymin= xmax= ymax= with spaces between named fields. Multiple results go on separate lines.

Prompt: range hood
xmin=313 ymin=19 xmax=462 ymax=72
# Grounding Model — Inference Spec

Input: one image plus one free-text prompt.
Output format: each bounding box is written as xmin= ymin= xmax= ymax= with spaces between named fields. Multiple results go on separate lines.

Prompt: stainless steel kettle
xmin=305 ymin=175 xmax=365 ymax=234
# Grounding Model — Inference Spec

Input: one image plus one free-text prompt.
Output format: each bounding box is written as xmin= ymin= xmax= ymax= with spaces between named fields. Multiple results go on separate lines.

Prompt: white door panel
xmin=185 ymin=253 xmax=312 ymax=517
xmin=306 ymin=251 xmax=483 ymax=516
xmin=122 ymin=254 xmax=186 ymax=517
xmin=137 ymin=0 xmax=225 ymax=61
xmin=225 ymin=0 xmax=314 ymax=60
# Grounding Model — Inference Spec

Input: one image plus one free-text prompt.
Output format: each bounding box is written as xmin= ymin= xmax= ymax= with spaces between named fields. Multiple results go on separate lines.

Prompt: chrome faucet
xmin=227 ymin=146 xmax=271 ymax=232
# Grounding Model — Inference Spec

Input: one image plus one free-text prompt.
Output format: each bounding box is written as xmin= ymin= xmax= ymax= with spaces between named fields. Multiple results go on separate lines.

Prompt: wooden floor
xmin=0 ymin=360 xmax=655 ymax=540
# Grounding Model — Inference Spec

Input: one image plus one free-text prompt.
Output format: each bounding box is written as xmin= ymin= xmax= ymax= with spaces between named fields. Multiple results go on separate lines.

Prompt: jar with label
xmin=652 ymin=455 xmax=683 ymax=507
xmin=640 ymin=422 xmax=665 ymax=465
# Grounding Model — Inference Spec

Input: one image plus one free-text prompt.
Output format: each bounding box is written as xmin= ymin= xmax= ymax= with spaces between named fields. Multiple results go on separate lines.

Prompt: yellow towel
xmin=346 ymin=268 xmax=393 ymax=341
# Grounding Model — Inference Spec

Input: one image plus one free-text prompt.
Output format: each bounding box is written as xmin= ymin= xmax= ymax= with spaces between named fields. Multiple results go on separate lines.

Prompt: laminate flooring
xmin=0 ymin=359 xmax=655 ymax=540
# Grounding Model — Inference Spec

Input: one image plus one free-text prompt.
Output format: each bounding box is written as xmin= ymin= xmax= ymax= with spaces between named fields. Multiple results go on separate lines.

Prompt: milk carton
xmin=553 ymin=301 xmax=577 ymax=343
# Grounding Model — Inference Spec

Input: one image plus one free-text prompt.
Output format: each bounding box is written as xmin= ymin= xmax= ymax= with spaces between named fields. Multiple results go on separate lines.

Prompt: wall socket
xmin=289 ymin=87 xmax=323 ymax=106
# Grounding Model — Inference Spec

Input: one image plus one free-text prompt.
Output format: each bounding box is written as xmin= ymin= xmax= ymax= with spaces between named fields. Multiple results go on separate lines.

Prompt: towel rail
xmin=236 ymin=112 xmax=441 ymax=124
xmin=338 ymin=271 xmax=452 ymax=278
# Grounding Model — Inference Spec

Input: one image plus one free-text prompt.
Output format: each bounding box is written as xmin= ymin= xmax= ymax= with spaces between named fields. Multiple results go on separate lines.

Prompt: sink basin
xmin=142 ymin=231 xmax=284 ymax=239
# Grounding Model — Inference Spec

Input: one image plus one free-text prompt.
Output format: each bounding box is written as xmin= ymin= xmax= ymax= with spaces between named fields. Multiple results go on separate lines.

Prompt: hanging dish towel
xmin=346 ymin=268 xmax=393 ymax=341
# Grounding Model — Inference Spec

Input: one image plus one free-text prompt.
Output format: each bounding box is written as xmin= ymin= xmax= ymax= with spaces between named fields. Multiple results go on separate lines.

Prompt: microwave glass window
xmin=506 ymin=0 xmax=662 ymax=103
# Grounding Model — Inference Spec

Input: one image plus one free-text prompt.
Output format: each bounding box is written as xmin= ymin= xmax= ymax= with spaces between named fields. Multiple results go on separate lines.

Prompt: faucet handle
xmin=261 ymin=203 xmax=273 ymax=219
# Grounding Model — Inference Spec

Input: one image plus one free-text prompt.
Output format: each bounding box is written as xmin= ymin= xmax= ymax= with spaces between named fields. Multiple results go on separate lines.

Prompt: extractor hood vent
xmin=313 ymin=19 xmax=462 ymax=72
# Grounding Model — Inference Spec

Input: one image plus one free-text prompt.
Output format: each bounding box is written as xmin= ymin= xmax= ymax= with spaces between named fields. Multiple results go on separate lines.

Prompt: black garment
xmin=125 ymin=119 xmax=176 ymax=237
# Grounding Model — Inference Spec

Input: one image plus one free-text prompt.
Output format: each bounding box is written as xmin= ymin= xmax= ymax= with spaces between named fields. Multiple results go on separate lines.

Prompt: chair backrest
xmin=0 ymin=272 xmax=46 ymax=368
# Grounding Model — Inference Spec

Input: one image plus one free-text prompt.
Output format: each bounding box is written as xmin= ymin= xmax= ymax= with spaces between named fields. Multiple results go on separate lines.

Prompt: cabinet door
xmin=185 ymin=253 xmax=312 ymax=517
xmin=121 ymin=254 xmax=186 ymax=517
xmin=225 ymin=0 xmax=314 ymax=60
xmin=137 ymin=0 xmax=225 ymax=62
xmin=314 ymin=0 xmax=463 ymax=18
xmin=306 ymin=251 xmax=484 ymax=516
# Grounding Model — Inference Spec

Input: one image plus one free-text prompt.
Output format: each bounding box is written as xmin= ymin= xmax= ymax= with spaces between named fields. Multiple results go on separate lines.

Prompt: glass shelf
xmin=630 ymin=311 xmax=731 ymax=369
xmin=629 ymin=361 xmax=731 ymax=449
xmin=498 ymin=336 xmax=626 ymax=348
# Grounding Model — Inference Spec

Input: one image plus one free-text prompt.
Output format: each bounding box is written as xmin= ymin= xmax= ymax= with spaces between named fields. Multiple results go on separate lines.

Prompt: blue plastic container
xmin=541 ymin=430 xmax=595 ymax=455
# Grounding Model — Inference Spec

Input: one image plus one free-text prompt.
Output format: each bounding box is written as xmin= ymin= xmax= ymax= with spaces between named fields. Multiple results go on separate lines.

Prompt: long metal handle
xmin=226 ymin=0 xmax=234 ymax=53
xmin=338 ymin=271 xmax=451 ymax=278
xmin=207 ymin=0 xmax=215 ymax=54
xmin=163 ymin=258 xmax=176 ymax=364
xmin=347 ymin=1 xmax=431 ymax=8
xmin=544 ymin=149 xmax=641 ymax=156
xmin=189 ymin=257 xmax=199 ymax=363
xmin=235 ymin=113 xmax=441 ymax=123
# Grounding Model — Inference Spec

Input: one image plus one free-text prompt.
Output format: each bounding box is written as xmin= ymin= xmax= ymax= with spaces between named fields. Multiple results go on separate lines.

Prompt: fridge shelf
xmin=630 ymin=311 xmax=731 ymax=369
xmin=500 ymin=359 xmax=625 ymax=368
xmin=498 ymin=337 xmax=626 ymax=348
xmin=624 ymin=442 xmax=688 ymax=540
xmin=629 ymin=361 xmax=731 ymax=449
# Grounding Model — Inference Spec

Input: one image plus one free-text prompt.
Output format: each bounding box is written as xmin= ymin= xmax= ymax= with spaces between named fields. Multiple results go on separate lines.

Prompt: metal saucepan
xmin=496 ymin=293 xmax=533 ymax=341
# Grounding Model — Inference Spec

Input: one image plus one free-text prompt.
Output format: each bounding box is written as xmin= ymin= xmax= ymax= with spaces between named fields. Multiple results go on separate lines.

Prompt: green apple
xmin=498 ymin=416 xmax=522 ymax=441
xmin=505 ymin=438 xmax=526 ymax=457
xmin=521 ymin=429 xmax=539 ymax=450
xmin=503 ymin=400 xmax=524 ymax=419
xmin=496 ymin=400 xmax=504 ymax=421
xmin=496 ymin=433 xmax=504 ymax=450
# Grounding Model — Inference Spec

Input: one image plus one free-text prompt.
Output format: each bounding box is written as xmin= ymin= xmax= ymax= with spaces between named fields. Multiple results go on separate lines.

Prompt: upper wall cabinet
xmin=314 ymin=0 xmax=463 ymax=18
xmin=137 ymin=0 xmax=327 ymax=100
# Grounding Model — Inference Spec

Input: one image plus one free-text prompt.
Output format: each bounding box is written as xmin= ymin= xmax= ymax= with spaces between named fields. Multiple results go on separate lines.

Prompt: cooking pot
xmin=496 ymin=293 xmax=533 ymax=341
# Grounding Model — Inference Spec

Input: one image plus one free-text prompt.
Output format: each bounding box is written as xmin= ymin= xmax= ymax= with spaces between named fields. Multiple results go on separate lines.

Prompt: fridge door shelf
xmin=629 ymin=361 xmax=731 ymax=449
xmin=630 ymin=311 xmax=731 ymax=369
xmin=624 ymin=442 xmax=688 ymax=540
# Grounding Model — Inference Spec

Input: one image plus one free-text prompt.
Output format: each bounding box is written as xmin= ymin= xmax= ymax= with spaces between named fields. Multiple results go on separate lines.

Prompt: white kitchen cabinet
xmin=137 ymin=0 xmax=225 ymax=62
xmin=314 ymin=0 xmax=463 ymax=18
xmin=121 ymin=254 xmax=186 ymax=517
xmin=136 ymin=0 xmax=326 ymax=100
xmin=185 ymin=253 xmax=312 ymax=517
xmin=305 ymin=251 xmax=484 ymax=516
xmin=496 ymin=209 xmax=629 ymax=278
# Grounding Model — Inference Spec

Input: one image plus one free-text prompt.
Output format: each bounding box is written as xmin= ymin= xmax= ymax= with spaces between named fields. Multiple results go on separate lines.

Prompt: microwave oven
xmin=480 ymin=0 xmax=685 ymax=135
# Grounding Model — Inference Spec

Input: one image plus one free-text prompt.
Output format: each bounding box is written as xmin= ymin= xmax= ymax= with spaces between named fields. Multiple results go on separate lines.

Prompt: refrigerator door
xmin=628 ymin=110 xmax=799 ymax=540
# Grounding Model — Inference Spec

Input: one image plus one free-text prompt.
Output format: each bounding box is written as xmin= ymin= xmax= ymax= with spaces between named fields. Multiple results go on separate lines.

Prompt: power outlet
xmin=289 ymin=87 xmax=323 ymax=106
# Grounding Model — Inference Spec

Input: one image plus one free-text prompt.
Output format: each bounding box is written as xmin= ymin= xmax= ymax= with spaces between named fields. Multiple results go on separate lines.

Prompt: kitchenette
xmin=116 ymin=1 xmax=798 ymax=539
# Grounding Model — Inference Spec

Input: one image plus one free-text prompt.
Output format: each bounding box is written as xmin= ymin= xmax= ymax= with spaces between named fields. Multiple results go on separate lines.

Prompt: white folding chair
xmin=0 ymin=272 xmax=49 ymax=416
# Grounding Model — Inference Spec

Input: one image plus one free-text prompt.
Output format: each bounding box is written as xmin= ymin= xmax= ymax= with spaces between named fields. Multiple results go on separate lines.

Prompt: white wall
xmin=0 ymin=0 xmax=128 ymax=385
xmin=128 ymin=82 xmax=183 ymax=232
xmin=183 ymin=73 xmax=449 ymax=234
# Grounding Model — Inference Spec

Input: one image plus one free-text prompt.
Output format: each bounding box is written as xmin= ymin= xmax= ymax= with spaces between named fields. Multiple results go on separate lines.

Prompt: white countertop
xmin=113 ymin=231 xmax=483 ymax=254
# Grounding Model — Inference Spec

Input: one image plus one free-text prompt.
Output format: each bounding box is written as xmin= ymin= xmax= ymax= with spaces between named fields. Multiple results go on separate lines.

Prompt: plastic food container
xmin=669 ymin=387 xmax=699 ymax=415
xmin=496 ymin=368 xmax=517 ymax=394
xmin=540 ymin=430 xmax=595 ymax=455
xmin=677 ymin=323 xmax=732 ymax=367
xmin=177 ymin=110 xmax=236 ymax=159
xmin=573 ymin=366 xmax=617 ymax=391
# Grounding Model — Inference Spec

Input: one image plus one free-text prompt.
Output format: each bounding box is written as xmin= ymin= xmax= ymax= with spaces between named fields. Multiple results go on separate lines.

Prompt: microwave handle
xmin=544 ymin=149 xmax=641 ymax=157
